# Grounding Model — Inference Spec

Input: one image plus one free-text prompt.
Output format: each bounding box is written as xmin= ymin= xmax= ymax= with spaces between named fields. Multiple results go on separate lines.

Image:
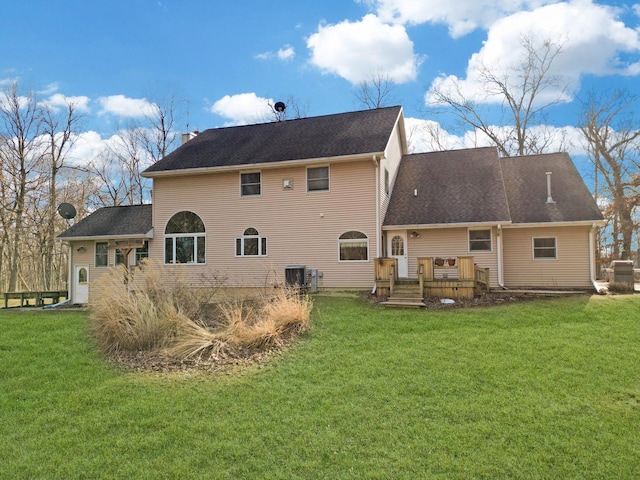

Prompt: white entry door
xmin=74 ymin=265 xmax=89 ymax=304
xmin=389 ymin=231 xmax=408 ymax=278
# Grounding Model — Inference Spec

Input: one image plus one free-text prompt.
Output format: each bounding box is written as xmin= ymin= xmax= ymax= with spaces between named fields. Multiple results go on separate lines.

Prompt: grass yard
xmin=1 ymin=295 xmax=639 ymax=479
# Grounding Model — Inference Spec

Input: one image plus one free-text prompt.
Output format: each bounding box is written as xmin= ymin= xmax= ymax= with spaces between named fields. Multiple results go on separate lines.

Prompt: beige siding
xmin=151 ymin=160 xmax=378 ymax=289
xmin=404 ymin=227 xmax=500 ymax=288
xmin=379 ymin=121 xmax=405 ymax=232
xmin=67 ymin=240 xmax=125 ymax=304
xmin=502 ymin=226 xmax=593 ymax=288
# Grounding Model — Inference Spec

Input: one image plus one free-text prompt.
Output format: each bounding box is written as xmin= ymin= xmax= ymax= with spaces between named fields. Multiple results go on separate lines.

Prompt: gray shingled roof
xmin=500 ymin=153 xmax=604 ymax=223
xmin=57 ymin=204 xmax=152 ymax=239
xmin=384 ymin=147 xmax=512 ymax=226
xmin=143 ymin=106 xmax=403 ymax=175
xmin=384 ymin=147 xmax=603 ymax=227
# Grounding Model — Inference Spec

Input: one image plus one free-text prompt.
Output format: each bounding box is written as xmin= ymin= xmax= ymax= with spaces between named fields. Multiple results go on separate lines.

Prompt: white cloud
xmin=307 ymin=14 xmax=421 ymax=84
xmin=278 ymin=45 xmax=295 ymax=60
xmin=426 ymin=1 xmax=640 ymax=106
xmin=40 ymin=93 xmax=91 ymax=113
xmin=97 ymin=94 xmax=156 ymax=117
xmin=361 ymin=0 xmax=560 ymax=37
xmin=256 ymin=45 xmax=295 ymax=61
xmin=211 ymin=93 xmax=274 ymax=125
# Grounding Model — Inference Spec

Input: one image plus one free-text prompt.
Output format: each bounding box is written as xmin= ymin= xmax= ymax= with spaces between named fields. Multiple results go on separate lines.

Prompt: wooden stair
xmin=381 ymin=280 xmax=425 ymax=308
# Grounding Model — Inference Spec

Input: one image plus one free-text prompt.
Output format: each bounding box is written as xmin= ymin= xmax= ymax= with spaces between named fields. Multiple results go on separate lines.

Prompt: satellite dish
xmin=57 ymin=203 xmax=77 ymax=220
xmin=274 ymin=101 xmax=286 ymax=112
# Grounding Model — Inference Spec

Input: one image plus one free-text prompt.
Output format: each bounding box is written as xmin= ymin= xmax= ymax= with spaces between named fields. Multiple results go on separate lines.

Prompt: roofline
xmin=57 ymin=230 xmax=154 ymax=242
xmin=141 ymin=151 xmax=386 ymax=178
xmin=503 ymin=220 xmax=607 ymax=228
xmin=383 ymin=221 xmax=512 ymax=230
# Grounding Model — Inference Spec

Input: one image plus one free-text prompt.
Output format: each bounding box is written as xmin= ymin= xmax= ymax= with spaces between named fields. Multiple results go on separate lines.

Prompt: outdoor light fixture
xmin=77 ymin=246 xmax=86 ymax=253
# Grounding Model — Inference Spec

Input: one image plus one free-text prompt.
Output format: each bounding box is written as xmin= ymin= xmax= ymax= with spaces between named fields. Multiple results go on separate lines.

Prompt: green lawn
xmin=1 ymin=295 xmax=639 ymax=479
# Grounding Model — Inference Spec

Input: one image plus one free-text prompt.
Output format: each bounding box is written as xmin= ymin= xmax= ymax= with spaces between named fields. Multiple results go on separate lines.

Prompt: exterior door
xmin=74 ymin=265 xmax=89 ymax=304
xmin=389 ymin=232 xmax=408 ymax=278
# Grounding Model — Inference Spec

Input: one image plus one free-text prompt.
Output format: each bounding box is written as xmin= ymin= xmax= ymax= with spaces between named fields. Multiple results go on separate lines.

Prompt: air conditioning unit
xmin=285 ymin=265 xmax=306 ymax=289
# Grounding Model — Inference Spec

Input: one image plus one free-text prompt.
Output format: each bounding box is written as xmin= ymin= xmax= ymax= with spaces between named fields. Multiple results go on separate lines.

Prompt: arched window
xmin=164 ymin=211 xmax=206 ymax=264
xmin=78 ymin=267 xmax=88 ymax=284
xmin=236 ymin=227 xmax=267 ymax=257
xmin=391 ymin=235 xmax=404 ymax=256
xmin=338 ymin=231 xmax=369 ymax=261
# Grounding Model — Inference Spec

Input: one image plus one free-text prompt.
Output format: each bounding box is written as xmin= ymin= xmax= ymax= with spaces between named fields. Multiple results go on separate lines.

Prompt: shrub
xmin=606 ymin=281 xmax=636 ymax=294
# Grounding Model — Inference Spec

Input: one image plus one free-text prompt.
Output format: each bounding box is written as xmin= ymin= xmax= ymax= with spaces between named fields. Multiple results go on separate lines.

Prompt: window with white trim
xmin=307 ymin=166 xmax=329 ymax=192
xmin=533 ymin=237 xmax=557 ymax=259
xmin=391 ymin=235 xmax=404 ymax=256
xmin=95 ymin=242 xmax=108 ymax=267
xmin=164 ymin=211 xmax=206 ymax=264
xmin=339 ymin=231 xmax=369 ymax=261
xmin=236 ymin=228 xmax=267 ymax=256
xmin=240 ymin=172 xmax=261 ymax=197
xmin=469 ymin=229 xmax=492 ymax=252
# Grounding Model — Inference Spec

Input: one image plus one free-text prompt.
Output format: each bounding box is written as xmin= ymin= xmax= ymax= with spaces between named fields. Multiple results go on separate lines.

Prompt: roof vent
xmin=546 ymin=172 xmax=555 ymax=204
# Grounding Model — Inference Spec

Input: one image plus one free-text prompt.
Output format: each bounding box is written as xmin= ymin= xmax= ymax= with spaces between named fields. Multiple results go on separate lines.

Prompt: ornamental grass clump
xmin=169 ymin=287 xmax=312 ymax=361
xmin=91 ymin=263 xmax=184 ymax=353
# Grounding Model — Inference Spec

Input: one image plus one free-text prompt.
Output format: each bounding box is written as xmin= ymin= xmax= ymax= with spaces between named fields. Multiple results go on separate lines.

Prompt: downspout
xmin=497 ymin=225 xmax=505 ymax=289
xmin=65 ymin=242 xmax=73 ymax=303
xmin=372 ymin=155 xmax=380 ymax=258
xmin=372 ymin=155 xmax=380 ymax=295
xmin=589 ymin=223 xmax=599 ymax=291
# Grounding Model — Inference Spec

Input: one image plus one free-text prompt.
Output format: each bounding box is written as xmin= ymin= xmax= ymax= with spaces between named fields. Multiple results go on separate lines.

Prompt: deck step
xmin=381 ymin=300 xmax=425 ymax=308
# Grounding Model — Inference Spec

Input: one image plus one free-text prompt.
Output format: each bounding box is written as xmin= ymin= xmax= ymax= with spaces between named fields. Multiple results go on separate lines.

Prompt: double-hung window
xmin=241 ymin=172 xmax=261 ymax=197
xmin=95 ymin=242 xmax=108 ymax=267
xmin=469 ymin=229 xmax=492 ymax=252
xmin=164 ymin=211 xmax=206 ymax=264
xmin=307 ymin=166 xmax=329 ymax=192
xmin=236 ymin=228 xmax=267 ymax=256
xmin=533 ymin=237 xmax=557 ymax=259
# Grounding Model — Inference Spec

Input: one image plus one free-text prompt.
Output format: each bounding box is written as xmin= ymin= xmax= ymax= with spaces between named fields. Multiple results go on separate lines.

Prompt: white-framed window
xmin=469 ymin=229 xmax=492 ymax=252
xmin=235 ymin=227 xmax=267 ymax=257
xmin=240 ymin=171 xmax=261 ymax=197
xmin=533 ymin=237 xmax=557 ymax=259
xmin=339 ymin=231 xmax=369 ymax=261
xmin=95 ymin=242 xmax=108 ymax=267
xmin=164 ymin=211 xmax=206 ymax=264
xmin=115 ymin=249 xmax=126 ymax=265
xmin=307 ymin=166 xmax=329 ymax=192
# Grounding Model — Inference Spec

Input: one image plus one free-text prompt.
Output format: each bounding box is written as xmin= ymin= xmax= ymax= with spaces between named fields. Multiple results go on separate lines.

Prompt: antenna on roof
xmin=274 ymin=101 xmax=286 ymax=112
xmin=57 ymin=203 xmax=77 ymax=226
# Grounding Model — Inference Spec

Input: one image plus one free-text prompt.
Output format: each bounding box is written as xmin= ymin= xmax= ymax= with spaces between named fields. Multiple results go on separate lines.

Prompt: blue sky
xmin=2 ymin=0 xmax=640 ymax=171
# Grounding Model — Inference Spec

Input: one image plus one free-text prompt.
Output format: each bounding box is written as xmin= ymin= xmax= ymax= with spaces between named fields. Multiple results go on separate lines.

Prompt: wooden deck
xmin=375 ymin=256 xmax=489 ymax=301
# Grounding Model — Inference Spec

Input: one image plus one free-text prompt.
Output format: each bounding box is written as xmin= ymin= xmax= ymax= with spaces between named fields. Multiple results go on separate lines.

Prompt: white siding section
xmin=151 ymin=160 xmax=378 ymax=289
xmin=502 ymin=226 xmax=593 ymax=288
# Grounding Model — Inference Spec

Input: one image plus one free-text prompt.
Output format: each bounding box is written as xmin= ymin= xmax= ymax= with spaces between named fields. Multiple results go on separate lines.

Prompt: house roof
xmin=384 ymin=147 xmax=604 ymax=228
xmin=142 ymin=106 xmax=403 ymax=176
xmin=57 ymin=204 xmax=152 ymax=240
xmin=384 ymin=147 xmax=512 ymax=226
xmin=500 ymin=153 xmax=604 ymax=223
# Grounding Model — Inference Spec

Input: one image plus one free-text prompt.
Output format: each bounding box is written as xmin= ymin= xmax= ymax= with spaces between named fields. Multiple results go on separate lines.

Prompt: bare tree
xmin=39 ymin=102 xmax=82 ymax=289
xmin=427 ymin=35 xmax=568 ymax=156
xmin=353 ymin=70 xmax=397 ymax=109
xmin=579 ymin=90 xmax=640 ymax=260
xmin=0 ymin=82 xmax=45 ymax=292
